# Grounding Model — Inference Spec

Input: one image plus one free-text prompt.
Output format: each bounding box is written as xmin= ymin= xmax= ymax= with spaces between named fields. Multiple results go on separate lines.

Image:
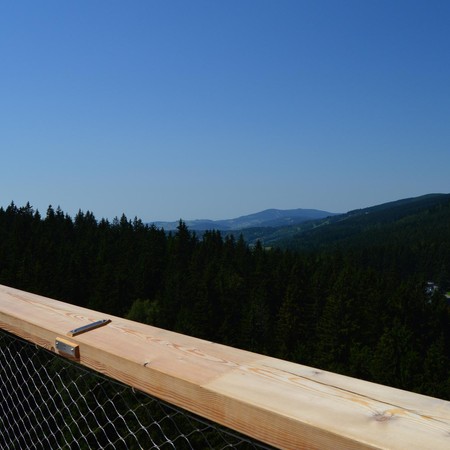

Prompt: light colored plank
xmin=1 ymin=284 xmax=449 ymax=449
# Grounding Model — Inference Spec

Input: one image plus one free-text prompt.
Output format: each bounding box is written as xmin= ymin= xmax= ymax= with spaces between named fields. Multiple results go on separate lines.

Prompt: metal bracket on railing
xmin=67 ymin=319 xmax=111 ymax=337
xmin=55 ymin=337 xmax=80 ymax=359
xmin=55 ymin=319 xmax=111 ymax=359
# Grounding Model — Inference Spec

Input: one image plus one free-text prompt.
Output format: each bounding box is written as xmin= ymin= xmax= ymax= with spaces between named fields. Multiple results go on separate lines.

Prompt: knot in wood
xmin=373 ymin=411 xmax=393 ymax=422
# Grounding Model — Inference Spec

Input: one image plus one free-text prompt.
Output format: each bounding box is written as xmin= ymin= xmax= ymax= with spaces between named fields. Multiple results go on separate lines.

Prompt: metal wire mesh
xmin=0 ymin=329 xmax=275 ymax=450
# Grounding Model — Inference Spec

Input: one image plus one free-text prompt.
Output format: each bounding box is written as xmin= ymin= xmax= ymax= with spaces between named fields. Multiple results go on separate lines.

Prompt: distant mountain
xmin=150 ymin=208 xmax=339 ymax=232
xmin=219 ymin=193 xmax=450 ymax=247
xmin=269 ymin=193 xmax=450 ymax=250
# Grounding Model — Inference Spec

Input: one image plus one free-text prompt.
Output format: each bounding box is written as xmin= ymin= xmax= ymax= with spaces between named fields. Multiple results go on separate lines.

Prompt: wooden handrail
xmin=1 ymin=284 xmax=449 ymax=450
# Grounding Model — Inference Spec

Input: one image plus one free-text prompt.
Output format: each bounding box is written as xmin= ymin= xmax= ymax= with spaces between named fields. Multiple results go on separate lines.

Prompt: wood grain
xmin=1 ymin=284 xmax=449 ymax=449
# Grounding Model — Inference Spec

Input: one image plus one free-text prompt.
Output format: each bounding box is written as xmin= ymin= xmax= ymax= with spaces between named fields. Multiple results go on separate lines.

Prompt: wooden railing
xmin=1 ymin=284 xmax=449 ymax=449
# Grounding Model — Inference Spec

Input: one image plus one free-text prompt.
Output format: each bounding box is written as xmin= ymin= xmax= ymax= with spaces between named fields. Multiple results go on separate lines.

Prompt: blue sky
xmin=1 ymin=1 xmax=449 ymax=221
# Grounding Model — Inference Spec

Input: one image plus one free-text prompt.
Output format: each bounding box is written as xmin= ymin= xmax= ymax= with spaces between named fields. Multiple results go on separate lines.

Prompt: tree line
xmin=0 ymin=202 xmax=449 ymax=400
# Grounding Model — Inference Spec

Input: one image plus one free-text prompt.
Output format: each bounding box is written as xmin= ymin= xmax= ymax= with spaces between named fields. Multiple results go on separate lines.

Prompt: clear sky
xmin=1 ymin=1 xmax=449 ymax=221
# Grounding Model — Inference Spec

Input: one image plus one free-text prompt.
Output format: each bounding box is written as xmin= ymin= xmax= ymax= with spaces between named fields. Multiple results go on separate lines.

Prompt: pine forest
xmin=0 ymin=199 xmax=449 ymax=401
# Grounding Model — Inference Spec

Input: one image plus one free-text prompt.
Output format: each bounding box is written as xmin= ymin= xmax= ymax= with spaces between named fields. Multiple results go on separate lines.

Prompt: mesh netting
xmin=0 ymin=329 xmax=274 ymax=450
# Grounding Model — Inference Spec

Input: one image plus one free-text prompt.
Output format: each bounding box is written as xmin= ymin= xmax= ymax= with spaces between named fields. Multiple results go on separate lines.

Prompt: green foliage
xmin=1 ymin=201 xmax=449 ymax=400
xmin=126 ymin=299 xmax=160 ymax=325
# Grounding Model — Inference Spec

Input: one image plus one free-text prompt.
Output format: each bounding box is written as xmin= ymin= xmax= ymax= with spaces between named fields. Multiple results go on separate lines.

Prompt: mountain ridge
xmin=150 ymin=207 xmax=339 ymax=231
xmin=269 ymin=193 xmax=450 ymax=249
xmin=222 ymin=193 xmax=450 ymax=247
xmin=149 ymin=193 xmax=450 ymax=249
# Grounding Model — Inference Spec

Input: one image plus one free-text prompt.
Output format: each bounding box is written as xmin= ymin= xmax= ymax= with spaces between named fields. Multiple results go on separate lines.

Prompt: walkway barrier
xmin=1 ymin=284 xmax=449 ymax=449
xmin=0 ymin=329 xmax=271 ymax=449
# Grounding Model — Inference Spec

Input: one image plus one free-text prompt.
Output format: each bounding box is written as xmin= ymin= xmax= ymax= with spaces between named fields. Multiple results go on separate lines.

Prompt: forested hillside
xmin=0 ymin=201 xmax=449 ymax=400
xmin=285 ymin=193 xmax=450 ymax=253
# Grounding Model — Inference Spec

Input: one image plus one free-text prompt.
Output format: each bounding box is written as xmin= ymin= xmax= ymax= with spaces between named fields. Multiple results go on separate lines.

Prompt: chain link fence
xmin=0 ymin=329 xmax=275 ymax=450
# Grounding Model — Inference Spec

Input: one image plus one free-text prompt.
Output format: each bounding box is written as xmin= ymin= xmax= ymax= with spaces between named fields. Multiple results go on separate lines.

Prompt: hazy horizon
xmin=2 ymin=1 xmax=449 ymax=222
